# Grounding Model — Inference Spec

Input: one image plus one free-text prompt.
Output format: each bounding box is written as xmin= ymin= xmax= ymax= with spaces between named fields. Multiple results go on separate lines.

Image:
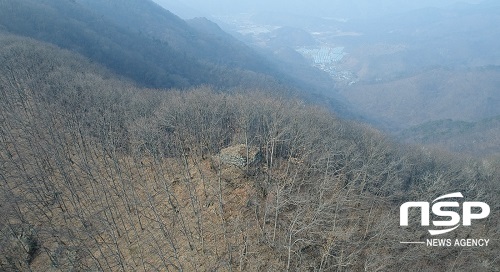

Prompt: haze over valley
xmin=157 ymin=0 xmax=500 ymax=155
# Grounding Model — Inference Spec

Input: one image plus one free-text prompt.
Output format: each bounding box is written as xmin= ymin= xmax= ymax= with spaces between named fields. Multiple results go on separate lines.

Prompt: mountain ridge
xmin=399 ymin=116 xmax=500 ymax=157
xmin=0 ymin=0 xmax=286 ymax=91
xmin=0 ymin=0 xmax=362 ymax=120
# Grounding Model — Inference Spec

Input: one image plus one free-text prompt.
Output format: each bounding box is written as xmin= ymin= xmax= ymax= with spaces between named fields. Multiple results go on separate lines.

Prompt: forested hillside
xmin=77 ymin=0 xmax=273 ymax=72
xmin=1 ymin=33 xmax=499 ymax=271
xmin=339 ymin=67 xmax=500 ymax=129
xmin=399 ymin=117 xmax=500 ymax=157
xmin=0 ymin=0 xmax=290 ymax=91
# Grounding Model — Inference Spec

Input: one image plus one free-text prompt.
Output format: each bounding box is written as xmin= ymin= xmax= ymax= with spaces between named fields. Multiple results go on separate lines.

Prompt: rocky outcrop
xmin=217 ymin=144 xmax=261 ymax=167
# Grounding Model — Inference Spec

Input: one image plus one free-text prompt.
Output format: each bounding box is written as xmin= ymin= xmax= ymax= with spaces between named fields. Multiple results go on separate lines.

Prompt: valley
xmin=205 ymin=3 xmax=500 ymax=157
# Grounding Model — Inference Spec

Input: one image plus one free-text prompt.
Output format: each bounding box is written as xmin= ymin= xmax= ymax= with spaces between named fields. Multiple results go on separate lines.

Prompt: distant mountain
xmin=0 ymin=0 xmax=359 ymax=119
xmin=151 ymin=0 xmax=205 ymax=19
xmin=339 ymin=67 xmax=500 ymax=129
xmin=0 ymin=0 xmax=284 ymax=90
xmin=151 ymin=0 xmax=484 ymax=20
xmin=346 ymin=1 xmax=500 ymax=66
xmin=331 ymin=1 xmax=500 ymax=130
xmin=76 ymin=0 xmax=275 ymax=73
xmin=399 ymin=116 xmax=500 ymax=157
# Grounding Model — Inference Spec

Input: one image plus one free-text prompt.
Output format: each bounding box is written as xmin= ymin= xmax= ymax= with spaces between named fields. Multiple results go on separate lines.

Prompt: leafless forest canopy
xmin=1 ymin=34 xmax=499 ymax=271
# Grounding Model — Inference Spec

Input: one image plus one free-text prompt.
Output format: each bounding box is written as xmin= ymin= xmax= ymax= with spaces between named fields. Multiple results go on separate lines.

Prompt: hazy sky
xmin=154 ymin=0 xmax=484 ymax=19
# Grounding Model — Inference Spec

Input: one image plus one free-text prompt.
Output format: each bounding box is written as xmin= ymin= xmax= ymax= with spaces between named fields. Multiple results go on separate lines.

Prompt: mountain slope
xmin=76 ymin=0 xmax=274 ymax=73
xmin=339 ymin=67 xmax=500 ymax=129
xmin=0 ymin=0 xmax=284 ymax=90
xmin=76 ymin=0 xmax=356 ymax=113
xmin=0 ymin=0 xmax=363 ymax=120
xmin=334 ymin=2 xmax=500 ymax=130
xmin=0 ymin=32 xmax=499 ymax=271
xmin=399 ymin=116 xmax=500 ymax=157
